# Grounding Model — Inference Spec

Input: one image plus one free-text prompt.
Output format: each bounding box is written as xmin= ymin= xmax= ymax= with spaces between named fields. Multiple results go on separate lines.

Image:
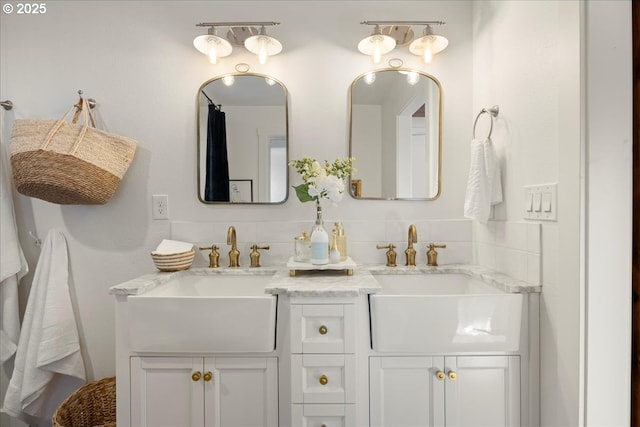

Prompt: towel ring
xmin=473 ymin=105 xmax=499 ymax=139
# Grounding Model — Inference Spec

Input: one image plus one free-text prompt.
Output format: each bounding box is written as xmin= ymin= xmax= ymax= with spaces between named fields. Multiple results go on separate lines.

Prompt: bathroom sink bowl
xmin=370 ymin=274 xmax=523 ymax=353
xmin=128 ymin=274 xmax=277 ymax=353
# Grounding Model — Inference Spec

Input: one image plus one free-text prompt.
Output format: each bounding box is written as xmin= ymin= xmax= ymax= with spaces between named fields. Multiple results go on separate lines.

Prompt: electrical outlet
xmin=152 ymin=194 xmax=169 ymax=220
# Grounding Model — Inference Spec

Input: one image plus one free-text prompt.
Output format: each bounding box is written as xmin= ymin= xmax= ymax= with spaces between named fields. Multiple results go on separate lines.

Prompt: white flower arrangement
xmin=289 ymin=157 xmax=356 ymax=205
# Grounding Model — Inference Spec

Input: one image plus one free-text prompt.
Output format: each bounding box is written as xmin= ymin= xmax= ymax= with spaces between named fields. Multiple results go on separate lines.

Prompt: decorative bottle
xmin=329 ymin=230 xmax=341 ymax=264
xmin=334 ymin=222 xmax=347 ymax=261
xmin=310 ymin=201 xmax=329 ymax=265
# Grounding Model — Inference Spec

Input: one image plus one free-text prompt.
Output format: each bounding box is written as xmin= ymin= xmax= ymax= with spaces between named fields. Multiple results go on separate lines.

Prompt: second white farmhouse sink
xmin=128 ymin=274 xmax=277 ymax=353
xmin=370 ymin=273 xmax=523 ymax=353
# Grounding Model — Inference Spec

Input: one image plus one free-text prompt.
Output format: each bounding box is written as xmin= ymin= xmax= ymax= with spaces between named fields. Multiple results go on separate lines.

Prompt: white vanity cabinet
xmin=369 ymin=355 xmax=520 ymax=427
xmin=290 ymin=300 xmax=358 ymax=426
xmin=130 ymin=356 xmax=278 ymax=427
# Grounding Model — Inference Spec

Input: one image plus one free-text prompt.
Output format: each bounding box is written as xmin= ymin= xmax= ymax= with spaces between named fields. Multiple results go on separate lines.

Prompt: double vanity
xmin=111 ymin=264 xmax=539 ymax=427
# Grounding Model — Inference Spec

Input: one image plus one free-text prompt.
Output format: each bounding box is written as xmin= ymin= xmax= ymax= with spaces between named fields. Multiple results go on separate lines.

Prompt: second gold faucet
xmin=405 ymin=224 xmax=417 ymax=266
xmin=227 ymin=226 xmax=240 ymax=267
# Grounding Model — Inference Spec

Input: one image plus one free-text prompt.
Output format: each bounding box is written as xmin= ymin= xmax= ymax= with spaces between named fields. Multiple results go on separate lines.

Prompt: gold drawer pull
xmin=436 ymin=371 xmax=445 ymax=381
xmin=448 ymin=371 xmax=457 ymax=381
xmin=203 ymin=371 xmax=213 ymax=382
xmin=192 ymin=371 xmax=202 ymax=382
xmin=319 ymin=325 xmax=328 ymax=335
xmin=319 ymin=374 xmax=329 ymax=385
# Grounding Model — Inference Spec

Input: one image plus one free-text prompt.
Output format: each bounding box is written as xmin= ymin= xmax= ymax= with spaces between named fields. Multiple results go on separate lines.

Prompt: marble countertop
xmin=109 ymin=263 xmax=541 ymax=296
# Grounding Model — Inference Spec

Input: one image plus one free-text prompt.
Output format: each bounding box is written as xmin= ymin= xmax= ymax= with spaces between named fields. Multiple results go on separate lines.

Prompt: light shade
xmin=245 ymin=27 xmax=282 ymax=64
xmin=358 ymin=26 xmax=396 ymax=64
xmin=409 ymin=25 xmax=448 ymax=63
xmin=193 ymin=31 xmax=233 ymax=64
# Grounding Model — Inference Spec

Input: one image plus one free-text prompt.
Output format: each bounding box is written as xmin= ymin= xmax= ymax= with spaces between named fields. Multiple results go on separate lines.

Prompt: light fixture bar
xmin=196 ymin=22 xmax=280 ymax=28
xmin=361 ymin=20 xmax=445 ymax=26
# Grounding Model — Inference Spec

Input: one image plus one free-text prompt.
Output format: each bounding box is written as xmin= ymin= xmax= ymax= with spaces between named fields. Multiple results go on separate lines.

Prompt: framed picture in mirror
xmin=229 ymin=179 xmax=253 ymax=203
xmin=351 ymin=179 xmax=362 ymax=198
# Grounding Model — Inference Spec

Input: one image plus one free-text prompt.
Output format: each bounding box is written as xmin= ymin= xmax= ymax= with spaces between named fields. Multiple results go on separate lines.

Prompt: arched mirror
xmin=197 ymin=73 xmax=288 ymax=204
xmin=349 ymin=68 xmax=441 ymax=200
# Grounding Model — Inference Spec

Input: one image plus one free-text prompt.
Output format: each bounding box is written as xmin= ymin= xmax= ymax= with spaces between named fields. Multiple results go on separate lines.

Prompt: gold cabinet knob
xmin=203 ymin=371 xmax=213 ymax=382
xmin=436 ymin=371 xmax=446 ymax=381
xmin=448 ymin=371 xmax=457 ymax=381
xmin=192 ymin=371 xmax=202 ymax=382
xmin=319 ymin=375 xmax=329 ymax=385
xmin=319 ymin=325 xmax=328 ymax=335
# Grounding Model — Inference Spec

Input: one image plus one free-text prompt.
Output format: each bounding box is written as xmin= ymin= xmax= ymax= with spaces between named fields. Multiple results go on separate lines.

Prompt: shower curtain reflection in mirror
xmin=204 ymin=104 xmax=230 ymax=201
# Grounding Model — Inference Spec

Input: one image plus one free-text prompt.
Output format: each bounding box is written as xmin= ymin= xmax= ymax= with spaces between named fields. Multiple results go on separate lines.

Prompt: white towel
xmin=0 ymin=113 xmax=28 ymax=364
xmin=2 ymin=230 xmax=85 ymax=422
xmin=464 ymin=138 xmax=503 ymax=223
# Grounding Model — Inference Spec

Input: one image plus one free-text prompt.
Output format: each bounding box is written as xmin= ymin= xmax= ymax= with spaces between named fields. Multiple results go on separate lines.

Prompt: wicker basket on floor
xmin=52 ymin=376 xmax=116 ymax=427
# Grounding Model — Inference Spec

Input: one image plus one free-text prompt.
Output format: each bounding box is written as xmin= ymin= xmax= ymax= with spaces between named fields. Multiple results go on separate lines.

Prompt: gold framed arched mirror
xmin=349 ymin=68 xmax=442 ymax=200
xmin=197 ymin=73 xmax=289 ymax=204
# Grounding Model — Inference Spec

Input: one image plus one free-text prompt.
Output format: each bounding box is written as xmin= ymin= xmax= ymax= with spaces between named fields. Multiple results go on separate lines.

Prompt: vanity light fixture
xmin=194 ymin=22 xmax=281 ymax=65
xmin=357 ymin=24 xmax=396 ymax=64
xmin=244 ymin=25 xmax=283 ymax=65
xmin=359 ymin=21 xmax=447 ymax=63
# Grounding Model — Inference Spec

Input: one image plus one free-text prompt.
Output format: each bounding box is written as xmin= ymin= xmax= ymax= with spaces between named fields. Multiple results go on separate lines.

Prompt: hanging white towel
xmin=0 ymin=113 xmax=28 ymax=365
xmin=2 ymin=230 xmax=85 ymax=422
xmin=463 ymin=138 xmax=503 ymax=223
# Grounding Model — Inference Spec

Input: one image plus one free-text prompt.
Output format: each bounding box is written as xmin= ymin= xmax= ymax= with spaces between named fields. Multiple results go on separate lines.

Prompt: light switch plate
xmin=524 ymin=183 xmax=557 ymax=221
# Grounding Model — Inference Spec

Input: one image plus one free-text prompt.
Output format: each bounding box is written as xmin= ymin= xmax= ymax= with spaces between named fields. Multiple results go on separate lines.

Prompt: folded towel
xmin=152 ymin=239 xmax=193 ymax=255
xmin=0 ymin=118 xmax=28 ymax=364
xmin=2 ymin=230 xmax=85 ymax=422
xmin=464 ymin=138 xmax=503 ymax=223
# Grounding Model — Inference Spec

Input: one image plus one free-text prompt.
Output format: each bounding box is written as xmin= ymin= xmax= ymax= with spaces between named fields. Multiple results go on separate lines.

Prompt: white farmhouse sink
xmin=370 ymin=274 xmax=523 ymax=353
xmin=128 ymin=274 xmax=277 ymax=353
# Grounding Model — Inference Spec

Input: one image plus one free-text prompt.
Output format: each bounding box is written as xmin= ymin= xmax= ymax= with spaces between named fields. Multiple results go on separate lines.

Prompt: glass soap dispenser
xmin=334 ymin=222 xmax=347 ymax=261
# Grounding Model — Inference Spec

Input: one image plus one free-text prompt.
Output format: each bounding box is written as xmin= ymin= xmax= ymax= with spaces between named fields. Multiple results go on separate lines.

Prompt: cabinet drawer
xmin=291 ymin=304 xmax=355 ymax=354
xmin=292 ymin=404 xmax=356 ymax=427
xmin=292 ymin=354 xmax=356 ymax=404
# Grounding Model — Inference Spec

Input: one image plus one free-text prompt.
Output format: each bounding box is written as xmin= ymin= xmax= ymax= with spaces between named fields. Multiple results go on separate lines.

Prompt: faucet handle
xmin=250 ymin=244 xmax=270 ymax=268
xmin=426 ymin=243 xmax=447 ymax=266
xmin=199 ymin=244 xmax=220 ymax=268
xmin=376 ymin=244 xmax=397 ymax=267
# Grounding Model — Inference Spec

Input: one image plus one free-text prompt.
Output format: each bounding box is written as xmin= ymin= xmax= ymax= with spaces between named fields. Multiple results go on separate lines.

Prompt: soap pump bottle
xmin=310 ymin=203 xmax=329 ymax=265
xmin=334 ymin=222 xmax=347 ymax=261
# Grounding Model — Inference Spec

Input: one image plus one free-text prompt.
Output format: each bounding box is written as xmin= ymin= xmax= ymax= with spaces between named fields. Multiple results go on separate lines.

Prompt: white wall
xmin=0 ymin=1 xmax=473 ymax=424
xmin=585 ymin=1 xmax=632 ymax=425
xmin=472 ymin=1 xmax=582 ymax=426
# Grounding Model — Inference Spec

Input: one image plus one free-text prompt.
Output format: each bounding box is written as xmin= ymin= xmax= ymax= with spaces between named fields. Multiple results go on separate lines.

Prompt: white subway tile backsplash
xmin=527 ymin=223 xmax=541 ymax=254
xmin=527 ymin=253 xmax=541 ymax=286
xmin=505 ymin=222 xmax=528 ymax=250
xmin=428 ymin=220 xmax=473 ymax=242
xmin=171 ymin=219 xmax=540 ymax=286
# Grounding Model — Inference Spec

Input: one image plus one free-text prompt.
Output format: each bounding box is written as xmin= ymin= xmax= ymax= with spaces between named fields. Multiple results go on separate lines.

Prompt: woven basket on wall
xmin=10 ymin=98 xmax=137 ymax=205
xmin=52 ymin=376 xmax=116 ymax=427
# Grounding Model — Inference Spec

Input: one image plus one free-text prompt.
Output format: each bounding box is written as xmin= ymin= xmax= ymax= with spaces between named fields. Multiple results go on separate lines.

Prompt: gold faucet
xmin=376 ymin=244 xmax=397 ymax=267
xmin=405 ymin=224 xmax=417 ymax=266
xmin=250 ymin=244 xmax=270 ymax=267
xmin=199 ymin=244 xmax=220 ymax=268
xmin=427 ymin=243 xmax=447 ymax=266
xmin=227 ymin=226 xmax=240 ymax=267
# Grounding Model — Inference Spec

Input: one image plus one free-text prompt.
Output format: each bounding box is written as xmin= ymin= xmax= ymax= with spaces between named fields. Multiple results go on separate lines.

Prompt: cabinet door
xmin=445 ymin=356 xmax=520 ymax=427
xmin=130 ymin=357 xmax=204 ymax=427
xmin=205 ymin=357 xmax=278 ymax=427
xmin=369 ymin=356 xmax=445 ymax=427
